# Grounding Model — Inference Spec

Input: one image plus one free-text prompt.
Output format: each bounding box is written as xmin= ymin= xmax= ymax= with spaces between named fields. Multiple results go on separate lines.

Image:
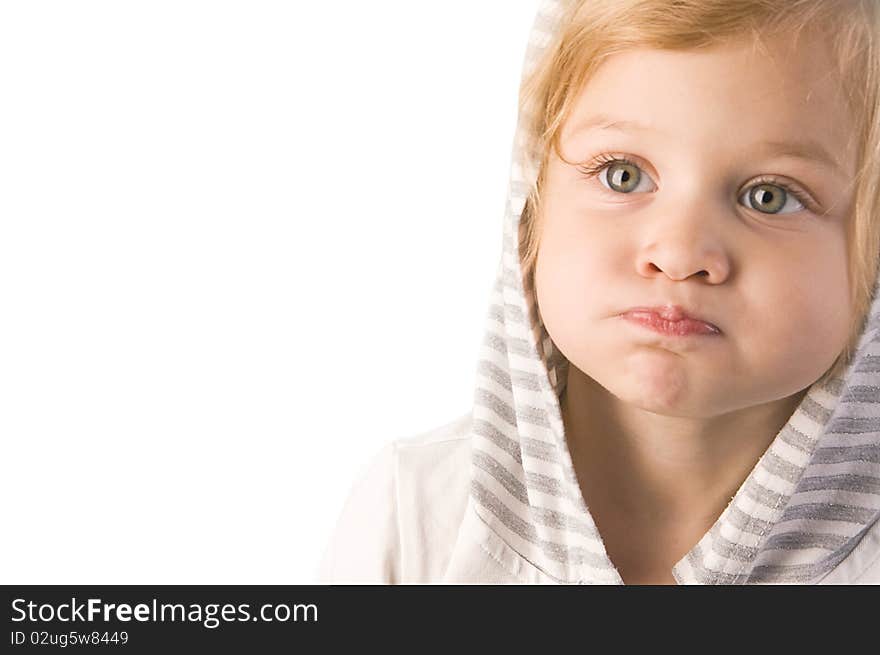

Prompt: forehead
xmin=561 ymin=36 xmax=856 ymax=176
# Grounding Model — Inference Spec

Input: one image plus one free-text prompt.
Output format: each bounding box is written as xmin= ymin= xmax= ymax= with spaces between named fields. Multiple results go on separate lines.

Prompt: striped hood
xmin=469 ymin=0 xmax=880 ymax=584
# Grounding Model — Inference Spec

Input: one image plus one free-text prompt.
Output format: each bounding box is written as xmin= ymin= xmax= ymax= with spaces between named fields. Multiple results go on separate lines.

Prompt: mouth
xmin=619 ymin=305 xmax=721 ymax=337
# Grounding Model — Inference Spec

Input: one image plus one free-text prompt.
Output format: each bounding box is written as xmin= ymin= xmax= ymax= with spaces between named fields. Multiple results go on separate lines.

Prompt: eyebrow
xmin=571 ymin=114 xmax=844 ymax=175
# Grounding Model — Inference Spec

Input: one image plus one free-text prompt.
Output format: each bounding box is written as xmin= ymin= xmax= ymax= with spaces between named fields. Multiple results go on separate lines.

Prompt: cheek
xmin=741 ymin=243 xmax=851 ymax=381
xmin=534 ymin=224 xmax=611 ymax=359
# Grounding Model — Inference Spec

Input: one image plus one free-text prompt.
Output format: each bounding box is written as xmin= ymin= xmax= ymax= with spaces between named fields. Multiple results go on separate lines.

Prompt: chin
xmin=588 ymin=365 xmax=715 ymax=418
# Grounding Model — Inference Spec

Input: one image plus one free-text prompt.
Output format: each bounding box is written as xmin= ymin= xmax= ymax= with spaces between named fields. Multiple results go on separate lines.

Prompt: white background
xmin=0 ymin=1 xmax=539 ymax=582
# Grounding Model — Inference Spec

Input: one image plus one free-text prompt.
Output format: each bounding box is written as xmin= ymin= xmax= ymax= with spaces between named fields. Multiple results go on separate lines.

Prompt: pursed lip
xmin=619 ymin=304 xmax=722 ymax=335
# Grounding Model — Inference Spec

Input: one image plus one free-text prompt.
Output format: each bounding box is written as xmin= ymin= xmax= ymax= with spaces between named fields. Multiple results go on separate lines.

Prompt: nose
xmin=634 ymin=202 xmax=732 ymax=284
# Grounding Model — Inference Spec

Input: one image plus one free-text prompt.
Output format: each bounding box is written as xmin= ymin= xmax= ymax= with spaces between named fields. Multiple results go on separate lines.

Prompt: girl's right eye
xmin=577 ymin=155 xmax=657 ymax=195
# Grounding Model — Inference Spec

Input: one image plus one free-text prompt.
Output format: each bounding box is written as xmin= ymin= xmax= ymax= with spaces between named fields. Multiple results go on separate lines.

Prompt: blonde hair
xmin=517 ymin=0 xmax=880 ymax=387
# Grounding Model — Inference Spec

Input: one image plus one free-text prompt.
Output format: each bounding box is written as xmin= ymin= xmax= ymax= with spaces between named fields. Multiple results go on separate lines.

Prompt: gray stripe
xmin=487 ymin=302 xmax=528 ymax=327
xmin=525 ymin=470 xmax=565 ymax=497
xmin=482 ymin=331 xmax=534 ymax=359
xmin=855 ymin=354 xmax=880 ymax=373
xmin=477 ymin=358 xmax=512 ymax=393
xmin=474 ymin=388 xmax=552 ymax=432
xmin=741 ymin=475 xmax=787 ymax=510
xmin=474 ymin=449 xmax=529 ymax=504
xmin=482 ymin=332 xmax=507 ymax=357
xmin=726 ymin=504 xmax=775 ymax=537
xmin=748 ymin=550 xmax=852 ymax=583
xmin=704 ymin=526 xmax=758 ymax=563
xmin=798 ymin=395 xmax=833 ymax=424
xmin=780 ymin=501 xmax=877 ymax=523
xmin=530 ymin=504 xmax=600 ymax=540
xmin=507 ymin=336 xmax=536 ymax=359
xmin=474 ymin=388 xmax=516 ymax=427
xmin=778 ymin=421 xmax=817 ymax=454
xmin=473 ymin=417 xmax=522 ymax=465
xmin=761 ymin=530 xmax=849 ymax=552
xmin=842 ymin=385 xmax=880 ymax=403
xmin=796 ymin=472 xmax=880 ymax=495
xmin=811 ymin=444 xmax=880 ymax=463
xmin=824 ymin=376 xmax=845 ymax=396
xmin=827 ymin=416 xmax=880 ymax=435
xmin=684 ymin=543 xmax=753 ymax=585
xmin=515 ymin=402 xmax=552 ymax=429
xmin=761 ymin=449 xmax=808 ymax=484
xmin=511 ymin=367 xmax=544 ymax=394
xmin=506 ymin=303 xmax=528 ymax=326
xmin=521 ymin=436 xmax=561 ymax=464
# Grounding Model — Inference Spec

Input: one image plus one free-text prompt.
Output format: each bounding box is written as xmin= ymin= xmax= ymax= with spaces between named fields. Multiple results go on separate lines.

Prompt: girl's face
xmin=535 ymin=35 xmax=857 ymax=417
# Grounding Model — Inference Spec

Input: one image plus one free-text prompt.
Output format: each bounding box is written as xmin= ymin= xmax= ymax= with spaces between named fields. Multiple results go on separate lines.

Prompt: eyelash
xmin=575 ymin=153 xmax=817 ymax=213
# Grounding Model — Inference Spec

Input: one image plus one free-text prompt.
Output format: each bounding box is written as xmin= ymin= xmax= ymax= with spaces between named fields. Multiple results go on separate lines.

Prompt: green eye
xmin=749 ymin=185 xmax=785 ymax=213
xmin=743 ymin=182 xmax=806 ymax=215
xmin=604 ymin=161 xmax=641 ymax=193
xmin=577 ymin=156 xmax=653 ymax=194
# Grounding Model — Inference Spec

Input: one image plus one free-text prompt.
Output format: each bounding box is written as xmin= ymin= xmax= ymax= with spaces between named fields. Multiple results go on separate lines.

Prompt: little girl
xmin=319 ymin=0 xmax=880 ymax=584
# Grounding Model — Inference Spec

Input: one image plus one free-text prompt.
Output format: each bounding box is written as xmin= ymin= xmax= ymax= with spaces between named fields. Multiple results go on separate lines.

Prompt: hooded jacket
xmin=317 ymin=0 xmax=880 ymax=585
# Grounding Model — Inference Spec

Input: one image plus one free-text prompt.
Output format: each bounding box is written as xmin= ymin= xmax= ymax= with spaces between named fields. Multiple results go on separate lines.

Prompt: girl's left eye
xmin=576 ymin=154 xmax=815 ymax=216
